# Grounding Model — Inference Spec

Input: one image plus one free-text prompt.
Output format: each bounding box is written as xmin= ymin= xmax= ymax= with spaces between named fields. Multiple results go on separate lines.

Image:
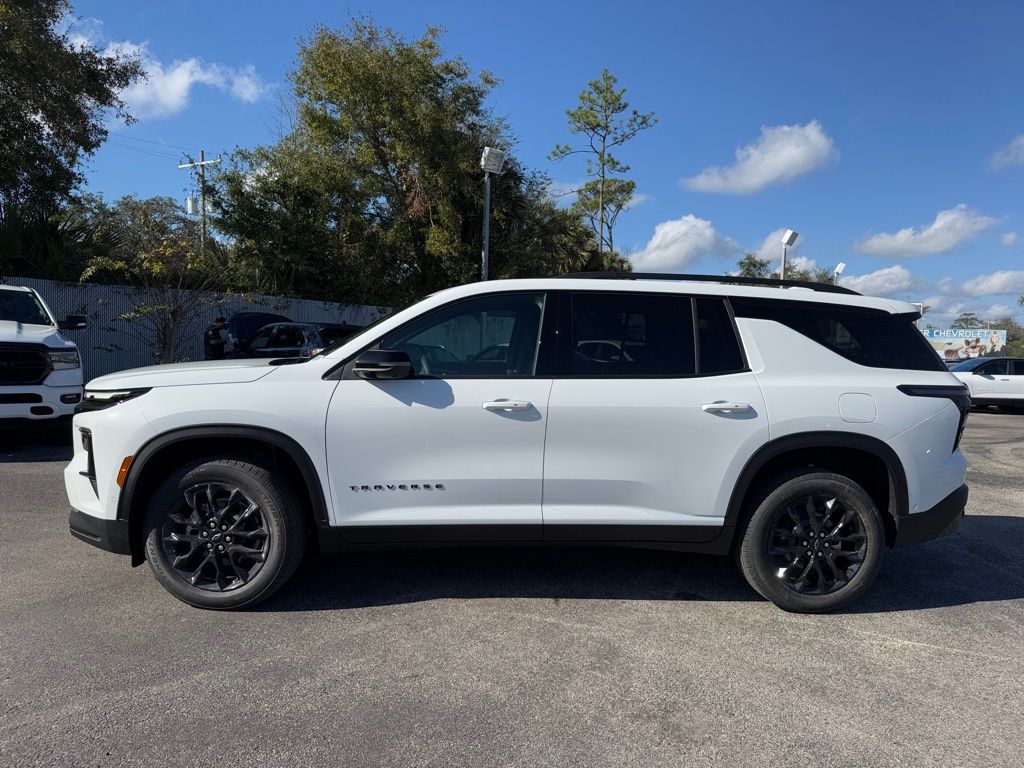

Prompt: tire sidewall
xmin=144 ymin=459 xmax=294 ymax=609
xmin=739 ymin=472 xmax=885 ymax=613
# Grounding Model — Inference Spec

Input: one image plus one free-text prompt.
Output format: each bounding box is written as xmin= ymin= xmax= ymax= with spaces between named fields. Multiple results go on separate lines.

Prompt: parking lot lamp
xmin=833 ymin=261 xmax=846 ymax=285
xmin=480 ymin=147 xmax=507 ymax=281
xmin=780 ymin=229 xmax=799 ymax=280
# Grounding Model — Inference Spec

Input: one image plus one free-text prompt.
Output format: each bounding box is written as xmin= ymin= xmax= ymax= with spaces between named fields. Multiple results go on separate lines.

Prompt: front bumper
xmin=0 ymin=384 xmax=82 ymax=421
xmin=69 ymin=508 xmax=131 ymax=555
xmin=893 ymin=484 xmax=968 ymax=548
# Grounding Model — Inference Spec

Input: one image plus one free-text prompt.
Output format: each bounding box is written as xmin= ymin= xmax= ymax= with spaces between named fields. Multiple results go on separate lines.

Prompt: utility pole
xmin=178 ymin=150 xmax=221 ymax=254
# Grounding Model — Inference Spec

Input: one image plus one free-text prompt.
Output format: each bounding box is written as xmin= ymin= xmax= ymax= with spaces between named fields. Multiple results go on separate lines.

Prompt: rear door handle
xmin=701 ymin=401 xmax=751 ymax=413
xmin=483 ymin=399 xmax=532 ymax=412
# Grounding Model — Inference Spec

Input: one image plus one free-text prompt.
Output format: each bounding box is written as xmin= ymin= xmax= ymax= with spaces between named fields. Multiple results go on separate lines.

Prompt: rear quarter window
xmin=731 ymin=298 xmax=945 ymax=372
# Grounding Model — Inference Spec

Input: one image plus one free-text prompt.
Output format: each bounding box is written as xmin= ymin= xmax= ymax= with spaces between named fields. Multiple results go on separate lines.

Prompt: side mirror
xmin=58 ymin=315 xmax=87 ymax=331
xmin=352 ymin=349 xmax=412 ymax=380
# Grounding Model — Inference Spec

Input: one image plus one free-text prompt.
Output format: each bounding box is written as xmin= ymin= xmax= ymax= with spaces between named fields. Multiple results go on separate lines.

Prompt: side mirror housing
xmin=352 ymin=349 xmax=412 ymax=380
xmin=58 ymin=315 xmax=87 ymax=331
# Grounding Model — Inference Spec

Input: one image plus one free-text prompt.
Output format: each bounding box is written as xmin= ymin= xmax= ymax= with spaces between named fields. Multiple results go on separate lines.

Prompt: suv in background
xmin=950 ymin=357 xmax=1024 ymax=411
xmin=1 ymin=285 xmax=86 ymax=427
xmin=65 ymin=274 xmax=969 ymax=613
xmin=222 ymin=312 xmax=291 ymax=357
xmin=242 ymin=322 xmax=364 ymax=358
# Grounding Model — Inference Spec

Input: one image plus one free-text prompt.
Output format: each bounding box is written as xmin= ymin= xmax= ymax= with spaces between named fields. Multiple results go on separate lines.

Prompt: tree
xmin=550 ymin=69 xmax=656 ymax=256
xmin=732 ymin=253 xmax=833 ymax=284
xmin=951 ymin=312 xmax=982 ymax=329
xmin=79 ymin=196 xmax=228 ymax=363
xmin=212 ymin=19 xmax=604 ymax=307
xmin=990 ymin=316 xmax=1024 ymax=356
xmin=0 ymin=0 xmax=142 ymax=218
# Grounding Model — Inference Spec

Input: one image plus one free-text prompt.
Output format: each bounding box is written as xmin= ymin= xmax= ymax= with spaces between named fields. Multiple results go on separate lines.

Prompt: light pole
xmin=480 ymin=147 xmax=507 ymax=281
xmin=780 ymin=229 xmax=799 ymax=280
xmin=833 ymin=261 xmax=846 ymax=286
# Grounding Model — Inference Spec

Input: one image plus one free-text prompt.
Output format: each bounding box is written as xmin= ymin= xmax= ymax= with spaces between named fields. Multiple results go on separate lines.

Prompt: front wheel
xmin=144 ymin=457 xmax=306 ymax=609
xmin=737 ymin=470 xmax=885 ymax=613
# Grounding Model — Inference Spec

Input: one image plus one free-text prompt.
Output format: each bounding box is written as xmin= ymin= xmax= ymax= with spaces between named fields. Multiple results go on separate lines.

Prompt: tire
xmin=737 ymin=470 xmax=885 ymax=613
xmin=144 ymin=457 xmax=306 ymax=609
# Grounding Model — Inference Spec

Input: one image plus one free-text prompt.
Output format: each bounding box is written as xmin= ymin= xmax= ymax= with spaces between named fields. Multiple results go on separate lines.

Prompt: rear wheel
xmin=144 ymin=457 xmax=306 ymax=609
xmin=737 ymin=470 xmax=884 ymax=613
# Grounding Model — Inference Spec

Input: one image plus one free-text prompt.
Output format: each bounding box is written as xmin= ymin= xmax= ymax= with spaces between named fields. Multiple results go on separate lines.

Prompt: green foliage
xmin=950 ymin=312 xmax=982 ymax=329
xmin=991 ymin=316 xmax=1024 ymax=356
xmin=0 ymin=0 xmax=142 ymax=217
xmin=550 ymin=69 xmax=656 ymax=255
xmin=211 ymin=18 xmax=603 ymax=307
xmin=732 ymin=253 xmax=834 ymax=284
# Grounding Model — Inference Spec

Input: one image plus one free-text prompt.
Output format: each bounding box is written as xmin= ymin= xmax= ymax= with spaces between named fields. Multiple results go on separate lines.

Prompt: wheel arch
xmin=118 ymin=425 xmax=330 ymax=563
xmin=726 ymin=431 xmax=908 ymax=547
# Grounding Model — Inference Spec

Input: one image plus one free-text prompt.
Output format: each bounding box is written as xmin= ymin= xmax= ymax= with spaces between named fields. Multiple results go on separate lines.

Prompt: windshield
xmin=0 ymin=290 xmax=53 ymax=326
xmin=949 ymin=357 xmax=988 ymax=372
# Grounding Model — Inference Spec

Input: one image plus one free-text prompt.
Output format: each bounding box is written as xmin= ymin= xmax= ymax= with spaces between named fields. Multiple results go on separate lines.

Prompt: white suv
xmin=65 ymin=274 xmax=970 ymax=612
xmin=1 ymin=285 xmax=86 ymax=427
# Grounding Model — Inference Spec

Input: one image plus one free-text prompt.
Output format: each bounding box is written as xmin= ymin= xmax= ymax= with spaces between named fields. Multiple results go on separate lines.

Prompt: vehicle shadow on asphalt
xmin=258 ymin=513 xmax=1024 ymax=613
xmin=0 ymin=429 xmax=73 ymax=463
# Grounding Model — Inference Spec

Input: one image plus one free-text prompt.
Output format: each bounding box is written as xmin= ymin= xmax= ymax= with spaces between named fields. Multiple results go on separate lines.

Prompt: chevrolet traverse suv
xmin=65 ymin=274 xmax=970 ymax=612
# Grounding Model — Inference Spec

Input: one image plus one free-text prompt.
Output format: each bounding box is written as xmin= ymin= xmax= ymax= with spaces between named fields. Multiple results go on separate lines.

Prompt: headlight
xmin=77 ymin=388 xmax=151 ymax=412
xmin=48 ymin=349 xmax=80 ymax=369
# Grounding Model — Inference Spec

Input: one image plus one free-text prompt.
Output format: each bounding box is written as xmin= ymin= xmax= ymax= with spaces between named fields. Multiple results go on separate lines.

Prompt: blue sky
xmin=71 ymin=0 xmax=1024 ymax=324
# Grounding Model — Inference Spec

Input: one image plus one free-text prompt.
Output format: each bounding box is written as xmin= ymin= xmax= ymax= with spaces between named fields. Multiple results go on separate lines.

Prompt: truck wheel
xmin=737 ymin=470 xmax=884 ymax=613
xmin=143 ymin=457 xmax=306 ymax=609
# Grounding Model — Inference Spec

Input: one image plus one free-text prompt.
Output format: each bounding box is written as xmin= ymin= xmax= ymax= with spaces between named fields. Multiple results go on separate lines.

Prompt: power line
xmin=107 ymin=142 xmax=183 ymax=161
xmin=108 ymin=130 xmax=197 ymax=153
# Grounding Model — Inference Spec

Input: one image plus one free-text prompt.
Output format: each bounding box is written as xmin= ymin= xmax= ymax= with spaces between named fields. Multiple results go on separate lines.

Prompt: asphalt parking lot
xmin=1 ymin=413 xmax=1022 ymax=768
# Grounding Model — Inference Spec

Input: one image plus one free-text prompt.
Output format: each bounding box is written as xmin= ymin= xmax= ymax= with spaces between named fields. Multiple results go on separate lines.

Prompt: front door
xmin=542 ymin=291 xmax=768 ymax=541
xmin=325 ymin=291 xmax=554 ymax=541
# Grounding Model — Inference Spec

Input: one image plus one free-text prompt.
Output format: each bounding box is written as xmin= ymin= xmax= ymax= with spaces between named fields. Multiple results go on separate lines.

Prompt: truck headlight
xmin=48 ymin=349 xmax=81 ymax=369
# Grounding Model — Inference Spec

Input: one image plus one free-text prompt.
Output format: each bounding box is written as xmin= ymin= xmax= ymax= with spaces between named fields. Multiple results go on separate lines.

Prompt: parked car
xmin=242 ymin=322 xmax=363 ymax=358
xmin=222 ymin=312 xmax=291 ymax=357
xmin=1 ymin=285 xmax=86 ymax=427
xmin=66 ymin=273 xmax=969 ymax=613
xmin=950 ymin=357 xmax=1024 ymax=411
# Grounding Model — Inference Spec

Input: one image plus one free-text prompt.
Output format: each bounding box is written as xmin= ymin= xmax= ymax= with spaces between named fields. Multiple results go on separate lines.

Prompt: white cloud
xmin=106 ymin=40 xmax=270 ymax=119
xmin=838 ymin=265 xmax=916 ymax=296
xmin=64 ymin=16 xmax=104 ymax=49
xmin=629 ymin=215 xmax=738 ymax=271
xmin=961 ymin=270 xmax=1024 ymax=297
xmin=854 ymin=204 xmax=996 ymax=257
xmin=1001 ymin=232 xmax=1019 ymax=247
xmin=626 ymin=192 xmax=652 ymax=209
xmin=684 ymin=121 xmax=836 ymax=194
xmin=991 ymin=134 xmax=1024 ymax=170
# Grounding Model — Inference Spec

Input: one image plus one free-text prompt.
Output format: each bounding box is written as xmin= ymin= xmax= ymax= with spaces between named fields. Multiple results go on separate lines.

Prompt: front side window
xmin=569 ymin=292 xmax=695 ymax=376
xmin=273 ymin=326 xmax=307 ymax=348
xmin=382 ymin=292 xmax=547 ymax=378
xmin=248 ymin=329 xmax=273 ymax=350
xmin=977 ymin=359 xmax=1009 ymax=376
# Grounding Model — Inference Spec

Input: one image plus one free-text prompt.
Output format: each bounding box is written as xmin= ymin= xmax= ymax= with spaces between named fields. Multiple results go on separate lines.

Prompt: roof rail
xmin=556 ymin=271 xmax=861 ymax=296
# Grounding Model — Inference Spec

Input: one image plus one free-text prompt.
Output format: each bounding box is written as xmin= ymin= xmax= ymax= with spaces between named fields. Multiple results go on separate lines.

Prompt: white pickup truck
xmin=0 ymin=284 xmax=86 ymax=427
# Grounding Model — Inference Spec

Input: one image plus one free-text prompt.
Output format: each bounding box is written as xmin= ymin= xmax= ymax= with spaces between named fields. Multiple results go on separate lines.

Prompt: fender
xmin=724 ymin=431 xmax=909 ymax=527
xmin=117 ymin=424 xmax=330 ymax=526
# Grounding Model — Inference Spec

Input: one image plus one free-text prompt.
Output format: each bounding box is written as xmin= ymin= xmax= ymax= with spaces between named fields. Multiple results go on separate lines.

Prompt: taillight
xmin=896 ymin=384 xmax=971 ymax=451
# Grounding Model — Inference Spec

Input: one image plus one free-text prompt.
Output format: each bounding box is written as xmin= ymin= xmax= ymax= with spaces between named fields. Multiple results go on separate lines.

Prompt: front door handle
xmin=483 ymin=399 xmax=532 ymax=412
xmin=701 ymin=401 xmax=751 ymax=413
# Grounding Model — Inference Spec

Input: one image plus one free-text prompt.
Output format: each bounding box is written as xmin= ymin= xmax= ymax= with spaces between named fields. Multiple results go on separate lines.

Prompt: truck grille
xmin=0 ymin=344 xmax=52 ymax=385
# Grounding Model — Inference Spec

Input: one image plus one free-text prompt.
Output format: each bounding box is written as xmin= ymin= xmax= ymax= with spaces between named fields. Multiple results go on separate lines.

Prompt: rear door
xmin=972 ymin=358 xmax=1011 ymax=399
xmin=541 ymin=292 xmax=768 ymax=541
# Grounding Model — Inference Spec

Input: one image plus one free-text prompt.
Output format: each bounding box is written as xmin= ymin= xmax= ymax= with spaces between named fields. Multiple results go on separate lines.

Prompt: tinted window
xmin=273 ymin=326 xmax=307 ymax=348
xmin=1013 ymin=360 xmax=1024 ymax=376
xmin=248 ymin=329 xmax=273 ymax=350
xmin=696 ymin=298 xmax=744 ymax=374
xmin=382 ymin=293 xmax=547 ymax=378
xmin=732 ymin=298 xmax=945 ymax=372
xmin=977 ymin=359 xmax=1009 ymax=376
xmin=0 ymin=291 xmax=51 ymax=326
xmin=569 ymin=292 xmax=695 ymax=376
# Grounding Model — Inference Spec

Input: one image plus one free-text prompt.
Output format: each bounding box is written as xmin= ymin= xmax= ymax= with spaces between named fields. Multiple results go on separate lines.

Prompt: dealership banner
xmin=921 ymin=328 xmax=1007 ymax=362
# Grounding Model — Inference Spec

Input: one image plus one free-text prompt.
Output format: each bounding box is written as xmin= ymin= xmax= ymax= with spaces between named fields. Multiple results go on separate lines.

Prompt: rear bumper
xmin=69 ymin=508 xmax=131 ymax=555
xmin=893 ymin=484 xmax=968 ymax=548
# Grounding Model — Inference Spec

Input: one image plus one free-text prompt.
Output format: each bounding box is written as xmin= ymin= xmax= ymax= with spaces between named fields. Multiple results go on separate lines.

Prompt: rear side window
xmin=1013 ymin=361 xmax=1024 ymax=375
xmin=696 ymin=297 xmax=745 ymax=374
xmin=569 ymin=292 xmax=695 ymax=376
xmin=731 ymin=298 xmax=945 ymax=372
